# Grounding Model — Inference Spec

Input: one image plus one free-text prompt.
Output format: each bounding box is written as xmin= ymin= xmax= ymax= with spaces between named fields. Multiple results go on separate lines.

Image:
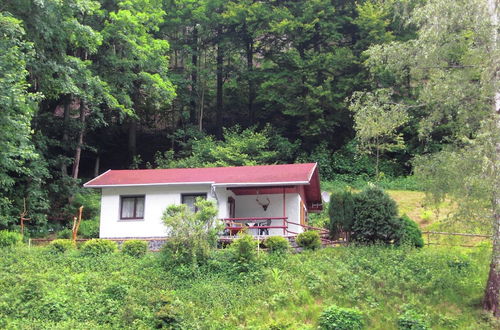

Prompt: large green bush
xmin=264 ymin=236 xmax=290 ymax=254
xmin=296 ymin=231 xmax=322 ymax=250
xmin=48 ymin=239 xmax=75 ymax=253
xmin=122 ymin=240 xmax=148 ymax=257
xmin=351 ymin=186 xmax=401 ymax=244
xmin=0 ymin=230 xmax=22 ymax=248
xmin=318 ymin=305 xmax=364 ymax=330
xmin=395 ymin=215 xmax=424 ymax=248
xmin=328 ymin=189 xmax=355 ymax=239
xmin=80 ymin=239 xmax=117 ymax=257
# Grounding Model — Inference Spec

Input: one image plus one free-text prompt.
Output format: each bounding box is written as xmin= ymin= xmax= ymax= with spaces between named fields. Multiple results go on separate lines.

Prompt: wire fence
xmin=422 ymin=231 xmax=491 ymax=248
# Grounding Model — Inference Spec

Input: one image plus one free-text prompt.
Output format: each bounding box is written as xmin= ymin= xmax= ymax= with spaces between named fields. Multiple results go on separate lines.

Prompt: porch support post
xmin=283 ymin=187 xmax=286 ymax=236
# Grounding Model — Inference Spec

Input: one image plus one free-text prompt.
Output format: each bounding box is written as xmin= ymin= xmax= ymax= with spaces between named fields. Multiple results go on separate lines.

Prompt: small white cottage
xmin=84 ymin=163 xmax=322 ymax=239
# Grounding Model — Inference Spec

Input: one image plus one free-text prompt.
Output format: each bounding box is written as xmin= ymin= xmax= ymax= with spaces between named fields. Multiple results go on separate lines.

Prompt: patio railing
xmin=222 ymin=217 xmax=288 ymax=236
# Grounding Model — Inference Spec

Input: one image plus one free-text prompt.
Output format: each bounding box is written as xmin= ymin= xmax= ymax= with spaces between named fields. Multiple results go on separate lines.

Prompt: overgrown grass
xmin=0 ymin=245 xmax=495 ymax=329
xmin=322 ymin=176 xmax=422 ymax=192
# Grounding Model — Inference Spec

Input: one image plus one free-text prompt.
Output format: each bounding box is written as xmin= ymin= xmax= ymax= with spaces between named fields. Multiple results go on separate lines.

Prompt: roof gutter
xmin=84 ymin=181 xmax=215 ymax=188
xmin=212 ymin=181 xmax=309 ymax=187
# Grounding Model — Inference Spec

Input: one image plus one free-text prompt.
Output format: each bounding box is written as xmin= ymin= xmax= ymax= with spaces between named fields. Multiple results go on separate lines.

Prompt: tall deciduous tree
xmin=0 ymin=13 xmax=40 ymax=226
xmin=349 ymin=89 xmax=409 ymax=179
xmin=483 ymin=0 xmax=500 ymax=316
xmin=95 ymin=0 xmax=176 ymax=162
xmin=363 ymin=0 xmax=500 ymax=315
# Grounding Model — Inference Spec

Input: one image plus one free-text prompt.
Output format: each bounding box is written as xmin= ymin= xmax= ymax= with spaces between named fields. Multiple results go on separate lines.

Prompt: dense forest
xmin=0 ymin=0 xmax=498 ymax=238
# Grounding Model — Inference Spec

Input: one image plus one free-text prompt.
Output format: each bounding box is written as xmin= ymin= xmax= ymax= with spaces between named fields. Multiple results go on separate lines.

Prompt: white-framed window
xmin=181 ymin=193 xmax=207 ymax=213
xmin=120 ymin=195 xmax=145 ymax=220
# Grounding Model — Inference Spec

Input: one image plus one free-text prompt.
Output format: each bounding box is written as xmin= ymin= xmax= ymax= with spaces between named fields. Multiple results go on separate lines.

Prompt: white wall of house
xmin=99 ymin=185 xmax=306 ymax=238
xmin=99 ymin=184 xmax=213 ymax=238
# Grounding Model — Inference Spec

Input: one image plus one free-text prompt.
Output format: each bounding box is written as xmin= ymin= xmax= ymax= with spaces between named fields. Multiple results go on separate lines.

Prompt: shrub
xmin=0 ymin=230 xmax=22 ymax=248
xmin=296 ymin=231 xmax=322 ymax=250
xmin=56 ymin=228 xmax=72 ymax=239
xmin=351 ymin=186 xmax=401 ymax=244
xmin=318 ymin=305 xmax=364 ymax=330
xmin=395 ymin=215 xmax=424 ymax=248
xmin=161 ymin=198 xmax=220 ymax=266
xmin=80 ymin=239 xmax=117 ymax=257
xmin=397 ymin=310 xmax=428 ymax=330
xmin=122 ymin=240 xmax=148 ymax=257
xmin=230 ymin=234 xmax=258 ymax=262
xmin=264 ymin=236 xmax=290 ymax=254
xmin=48 ymin=239 xmax=75 ymax=253
xmin=229 ymin=234 xmax=259 ymax=272
xmin=328 ymin=189 xmax=355 ymax=239
xmin=78 ymin=218 xmax=99 ymax=238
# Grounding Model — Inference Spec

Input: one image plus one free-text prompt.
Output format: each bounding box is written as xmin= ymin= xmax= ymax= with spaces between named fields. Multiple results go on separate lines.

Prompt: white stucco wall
xmin=99 ymin=184 xmax=213 ymax=238
xmin=98 ymin=185 xmax=305 ymax=238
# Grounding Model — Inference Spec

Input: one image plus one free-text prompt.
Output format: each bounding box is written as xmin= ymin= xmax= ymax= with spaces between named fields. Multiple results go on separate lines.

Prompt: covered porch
xmin=218 ymin=185 xmax=321 ymax=238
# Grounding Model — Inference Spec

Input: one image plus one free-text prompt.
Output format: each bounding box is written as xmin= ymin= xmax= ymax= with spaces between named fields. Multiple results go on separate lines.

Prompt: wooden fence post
xmin=72 ymin=206 xmax=84 ymax=243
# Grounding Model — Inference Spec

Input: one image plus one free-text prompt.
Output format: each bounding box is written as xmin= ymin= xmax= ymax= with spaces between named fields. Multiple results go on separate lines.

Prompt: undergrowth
xmin=0 ymin=244 xmax=494 ymax=329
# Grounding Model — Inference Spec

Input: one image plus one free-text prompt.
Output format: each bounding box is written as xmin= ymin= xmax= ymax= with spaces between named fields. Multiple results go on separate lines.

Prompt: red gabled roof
xmin=84 ymin=163 xmax=317 ymax=187
xmin=84 ymin=163 xmax=323 ymax=211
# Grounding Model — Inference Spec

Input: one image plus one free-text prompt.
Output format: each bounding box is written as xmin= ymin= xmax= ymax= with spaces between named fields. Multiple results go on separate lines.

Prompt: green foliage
xmin=161 ymin=198 xmax=220 ymax=266
xmin=48 ymin=239 xmax=75 ymax=254
xmin=0 ymin=230 xmax=22 ymax=248
xmin=296 ymin=231 xmax=322 ymax=250
xmin=328 ymin=190 xmax=355 ymax=239
xmin=121 ymin=240 xmax=148 ymax=258
xmin=351 ymin=186 xmax=401 ymax=244
xmin=0 ymin=13 xmax=45 ymax=228
xmin=264 ymin=236 xmax=290 ymax=254
xmin=318 ymin=305 xmax=364 ymax=330
xmin=349 ymin=89 xmax=409 ymax=178
xmin=229 ymin=234 xmax=258 ymax=271
xmin=0 ymin=244 xmax=492 ymax=328
xmin=78 ymin=218 xmax=99 ymax=239
xmin=57 ymin=228 xmax=72 ymax=239
xmin=153 ymin=291 xmax=181 ymax=328
xmin=395 ymin=215 xmax=424 ymax=248
xmin=155 ymin=126 xmax=291 ymax=168
xmin=80 ymin=239 xmax=117 ymax=257
xmin=397 ymin=309 xmax=429 ymax=330
xmin=71 ymin=191 xmax=101 ymax=220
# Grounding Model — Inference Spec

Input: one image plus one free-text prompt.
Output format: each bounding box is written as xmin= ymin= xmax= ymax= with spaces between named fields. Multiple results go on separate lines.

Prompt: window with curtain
xmin=120 ymin=196 xmax=145 ymax=219
xmin=181 ymin=193 xmax=207 ymax=213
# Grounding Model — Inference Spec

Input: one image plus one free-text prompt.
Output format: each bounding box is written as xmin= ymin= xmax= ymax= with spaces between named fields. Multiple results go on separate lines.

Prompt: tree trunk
xmin=246 ymin=32 xmax=255 ymax=124
xmin=216 ymin=26 xmax=223 ymax=138
xmin=93 ymin=155 xmax=100 ymax=177
xmin=483 ymin=0 xmax=500 ymax=316
xmin=128 ymin=118 xmax=137 ymax=161
xmin=190 ymin=25 xmax=198 ymax=126
xmin=61 ymin=94 xmax=72 ymax=176
xmin=71 ymin=99 xmax=86 ymax=179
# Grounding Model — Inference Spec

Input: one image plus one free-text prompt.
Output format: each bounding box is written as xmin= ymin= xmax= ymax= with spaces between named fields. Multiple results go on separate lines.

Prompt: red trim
xmin=222 ymin=217 xmax=287 ymax=221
